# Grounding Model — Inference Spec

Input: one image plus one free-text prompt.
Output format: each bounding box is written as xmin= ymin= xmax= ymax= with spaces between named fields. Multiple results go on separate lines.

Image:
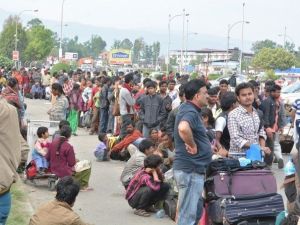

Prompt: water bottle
xmin=284 ymin=158 xmax=296 ymax=176
xmin=155 ymin=209 xmax=165 ymax=219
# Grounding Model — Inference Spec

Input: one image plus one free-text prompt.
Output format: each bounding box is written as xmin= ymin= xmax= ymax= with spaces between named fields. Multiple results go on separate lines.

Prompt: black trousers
xmin=264 ymin=133 xmax=275 ymax=166
xmin=128 ymin=183 xmax=170 ymax=210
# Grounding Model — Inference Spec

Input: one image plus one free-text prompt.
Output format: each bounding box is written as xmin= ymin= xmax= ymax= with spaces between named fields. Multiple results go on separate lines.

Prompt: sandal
xmin=134 ymin=209 xmax=151 ymax=217
xmin=146 ymin=206 xmax=157 ymax=213
xmin=80 ymin=187 xmax=94 ymax=192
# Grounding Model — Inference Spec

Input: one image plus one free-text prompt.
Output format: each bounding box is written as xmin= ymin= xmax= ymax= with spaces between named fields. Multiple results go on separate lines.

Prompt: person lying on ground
xmin=120 ymin=139 xmax=155 ymax=189
xmin=126 ymin=155 xmax=170 ymax=217
xmin=29 ymin=176 xmax=90 ymax=225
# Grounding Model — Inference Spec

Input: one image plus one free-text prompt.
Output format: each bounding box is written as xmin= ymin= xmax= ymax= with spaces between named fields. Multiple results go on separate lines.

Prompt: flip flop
xmin=80 ymin=187 xmax=94 ymax=192
xmin=134 ymin=209 xmax=151 ymax=217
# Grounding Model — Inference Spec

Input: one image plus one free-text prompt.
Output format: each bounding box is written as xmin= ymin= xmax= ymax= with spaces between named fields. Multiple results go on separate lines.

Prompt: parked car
xmin=210 ymin=74 xmax=248 ymax=88
xmin=281 ymin=81 xmax=300 ymax=106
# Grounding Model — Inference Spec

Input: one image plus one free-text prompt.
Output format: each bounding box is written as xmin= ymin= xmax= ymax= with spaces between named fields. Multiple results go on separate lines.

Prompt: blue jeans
xmin=99 ymin=108 xmax=109 ymax=133
xmin=173 ymin=170 xmax=204 ymax=225
xmin=0 ymin=192 xmax=11 ymax=225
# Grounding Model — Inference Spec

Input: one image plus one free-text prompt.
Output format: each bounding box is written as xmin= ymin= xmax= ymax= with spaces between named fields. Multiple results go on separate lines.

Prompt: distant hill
xmin=0 ymin=8 xmax=252 ymax=55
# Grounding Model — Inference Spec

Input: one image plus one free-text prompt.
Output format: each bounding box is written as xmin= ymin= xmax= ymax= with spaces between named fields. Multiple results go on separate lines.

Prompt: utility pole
xmin=239 ymin=2 xmax=245 ymax=75
xmin=180 ymin=9 xmax=185 ymax=74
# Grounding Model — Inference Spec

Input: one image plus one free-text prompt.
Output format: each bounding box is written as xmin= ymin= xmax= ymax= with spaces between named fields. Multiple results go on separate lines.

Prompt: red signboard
xmin=12 ymin=51 xmax=19 ymax=61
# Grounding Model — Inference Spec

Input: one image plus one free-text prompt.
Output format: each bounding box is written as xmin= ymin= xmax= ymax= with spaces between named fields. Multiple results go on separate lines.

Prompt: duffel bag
xmin=206 ymin=158 xmax=240 ymax=177
xmin=205 ymin=169 xmax=277 ymax=201
xmin=208 ymin=194 xmax=284 ymax=224
xmin=236 ymin=218 xmax=276 ymax=225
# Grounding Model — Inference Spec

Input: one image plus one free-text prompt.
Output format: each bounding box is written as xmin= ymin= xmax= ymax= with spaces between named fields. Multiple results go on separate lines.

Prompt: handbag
xmin=280 ymin=126 xmax=294 ymax=154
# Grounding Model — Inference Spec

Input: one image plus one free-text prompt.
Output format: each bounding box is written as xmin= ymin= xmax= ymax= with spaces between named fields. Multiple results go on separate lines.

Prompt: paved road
xmin=23 ymin=98 xmax=173 ymax=225
xmin=23 ymin=98 xmax=288 ymax=225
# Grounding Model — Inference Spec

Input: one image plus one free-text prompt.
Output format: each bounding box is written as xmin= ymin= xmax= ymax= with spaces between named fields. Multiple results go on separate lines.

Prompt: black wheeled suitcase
xmin=208 ymin=193 xmax=284 ymax=225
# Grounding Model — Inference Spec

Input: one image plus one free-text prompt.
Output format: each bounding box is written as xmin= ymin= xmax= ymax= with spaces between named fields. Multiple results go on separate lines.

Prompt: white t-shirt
xmin=215 ymin=116 xmax=226 ymax=132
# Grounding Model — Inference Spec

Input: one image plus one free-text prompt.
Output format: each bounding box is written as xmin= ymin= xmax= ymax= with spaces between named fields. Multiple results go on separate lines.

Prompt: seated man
xmin=110 ymin=121 xmax=142 ymax=161
xmin=30 ymin=82 xmax=44 ymax=99
xmin=120 ymin=139 xmax=155 ymax=189
xmin=29 ymin=176 xmax=89 ymax=225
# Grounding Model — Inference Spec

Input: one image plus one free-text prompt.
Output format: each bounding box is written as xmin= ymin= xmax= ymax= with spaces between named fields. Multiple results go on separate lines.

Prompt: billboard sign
xmin=109 ymin=49 xmax=132 ymax=65
xmin=65 ymin=52 xmax=78 ymax=60
xmin=12 ymin=51 xmax=19 ymax=61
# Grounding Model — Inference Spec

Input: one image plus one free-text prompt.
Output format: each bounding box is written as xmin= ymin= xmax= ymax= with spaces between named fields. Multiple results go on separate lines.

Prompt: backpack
xmin=164 ymin=198 xmax=177 ymax=221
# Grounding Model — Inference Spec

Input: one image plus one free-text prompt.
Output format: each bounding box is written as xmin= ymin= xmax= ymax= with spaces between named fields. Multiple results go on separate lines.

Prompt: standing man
xmin=119 ymin=73 xmax=135 ymax=139
xmin=139 ymin=81 xmax=164 ymax=137
xmin=173 ymin=79 xmax=212 ymax=225
xmin=158 ymin=81 xmax=172 ymax=126
xmin=218 ymin=79 xmax=229 ymax=101
xmin=207 ymin=87 xmax=222 ymax=119
xmin=99 ymin=77 xmax=111 ymax=133
xmin=0 ymin=96 xmax=21 ymax=224
xmin=261 ymin=84 xmax=286 ymax=168
xmin=227 ymin=82 xmax=271 ymax=159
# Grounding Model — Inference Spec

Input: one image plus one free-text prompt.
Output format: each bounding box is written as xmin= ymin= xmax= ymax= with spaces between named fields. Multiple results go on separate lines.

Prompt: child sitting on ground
xmin=94 ymin=133 xmax=109 ymax=161
xmin=32 ymin=127 xmax=51 ymax=174
xmin=126 ymin=155 xmax=170 ymax=217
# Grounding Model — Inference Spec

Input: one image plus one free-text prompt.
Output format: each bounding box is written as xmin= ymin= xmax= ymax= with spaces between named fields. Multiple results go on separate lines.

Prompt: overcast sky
xmin=0 ymin=0 xmax=299 ymax=48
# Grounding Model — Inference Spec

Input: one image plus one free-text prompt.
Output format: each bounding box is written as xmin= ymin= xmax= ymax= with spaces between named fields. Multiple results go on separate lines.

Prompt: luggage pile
xmin=204 ymin=158 xmax=284 ymax=225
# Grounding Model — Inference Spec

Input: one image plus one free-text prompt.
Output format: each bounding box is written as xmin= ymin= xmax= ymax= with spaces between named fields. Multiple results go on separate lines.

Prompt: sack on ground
xmin=75 ymin=160 xmax=91 ymax=173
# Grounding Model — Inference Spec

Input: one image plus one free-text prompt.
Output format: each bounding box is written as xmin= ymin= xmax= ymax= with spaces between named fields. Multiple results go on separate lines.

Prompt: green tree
xmin=143 ymin=45 xmax=153 ymax=64
xmin=120 ymin=38 xmax=133 ymax=49
xmin=169 ymin=56 xmax=178 ymax=66
xmin=27 ymin=18 xmax=43 ymax=28
xmin=0 ymin=55 xmax=14 ymax=68
xmin=252 ymin=47 xmax=296 ymax=70
xmin=0 ymin=15 xmax=27 ymax=60
xmin=152 ymin=41 xmax=160 ymax=67
xmin=111 ymin=40 xmax=121 ymax=49
xmin=84 ymin=35 xmax=106 ymax=58
xmin=63 ymin=36 xmax=87 ymax=58
xmin=190 ymin=55 xmax=204 ymax=66
xmin=284 ymin=41 xmax=295 ymax=52
xmin=50 ymin=62 xmax=70 ymax=74
xmin=251 ymin=39 xmax=278 ymax=54
xmin=24 ymin=24 xmax=55 ymax=62
xmin=230 ymin=47 xmax=241 ymax=61
xmin=132 ymin=38 xmax=144 ymax=64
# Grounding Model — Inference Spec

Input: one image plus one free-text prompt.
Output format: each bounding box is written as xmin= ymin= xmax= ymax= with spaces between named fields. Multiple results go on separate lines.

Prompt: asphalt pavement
xmin=23 ymin=98 xmax=174 ymax=225
xmin=23 ymin=98 xmax=289 ymax=225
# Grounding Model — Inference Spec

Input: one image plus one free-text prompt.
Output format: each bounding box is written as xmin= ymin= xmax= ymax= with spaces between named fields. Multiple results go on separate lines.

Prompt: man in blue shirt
xmin=173 ymin=79 xmax=212 ymax=225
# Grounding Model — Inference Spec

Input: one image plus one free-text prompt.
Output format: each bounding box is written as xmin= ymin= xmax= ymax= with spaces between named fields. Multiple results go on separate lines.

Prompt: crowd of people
xmin=2 ymin=65 xmax=300 ymax=225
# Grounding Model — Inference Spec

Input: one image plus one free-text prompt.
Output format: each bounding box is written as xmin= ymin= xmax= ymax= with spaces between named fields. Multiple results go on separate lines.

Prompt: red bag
xmin=26 ymin=160 xmax=37 ymax=179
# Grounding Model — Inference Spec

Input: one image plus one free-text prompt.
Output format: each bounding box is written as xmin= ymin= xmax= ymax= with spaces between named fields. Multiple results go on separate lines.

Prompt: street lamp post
xmin=239 ymin=2 xmax=245 ymax=75
xmin=14 ymin=9 xmax=38 ymax=67
xmin=59 ymin=0 xmax=66 ymax=60
xmin=167 ymin=12 xmax=187 ymax=73
xmin=226 ymin=20 xmax=250 ymax=72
